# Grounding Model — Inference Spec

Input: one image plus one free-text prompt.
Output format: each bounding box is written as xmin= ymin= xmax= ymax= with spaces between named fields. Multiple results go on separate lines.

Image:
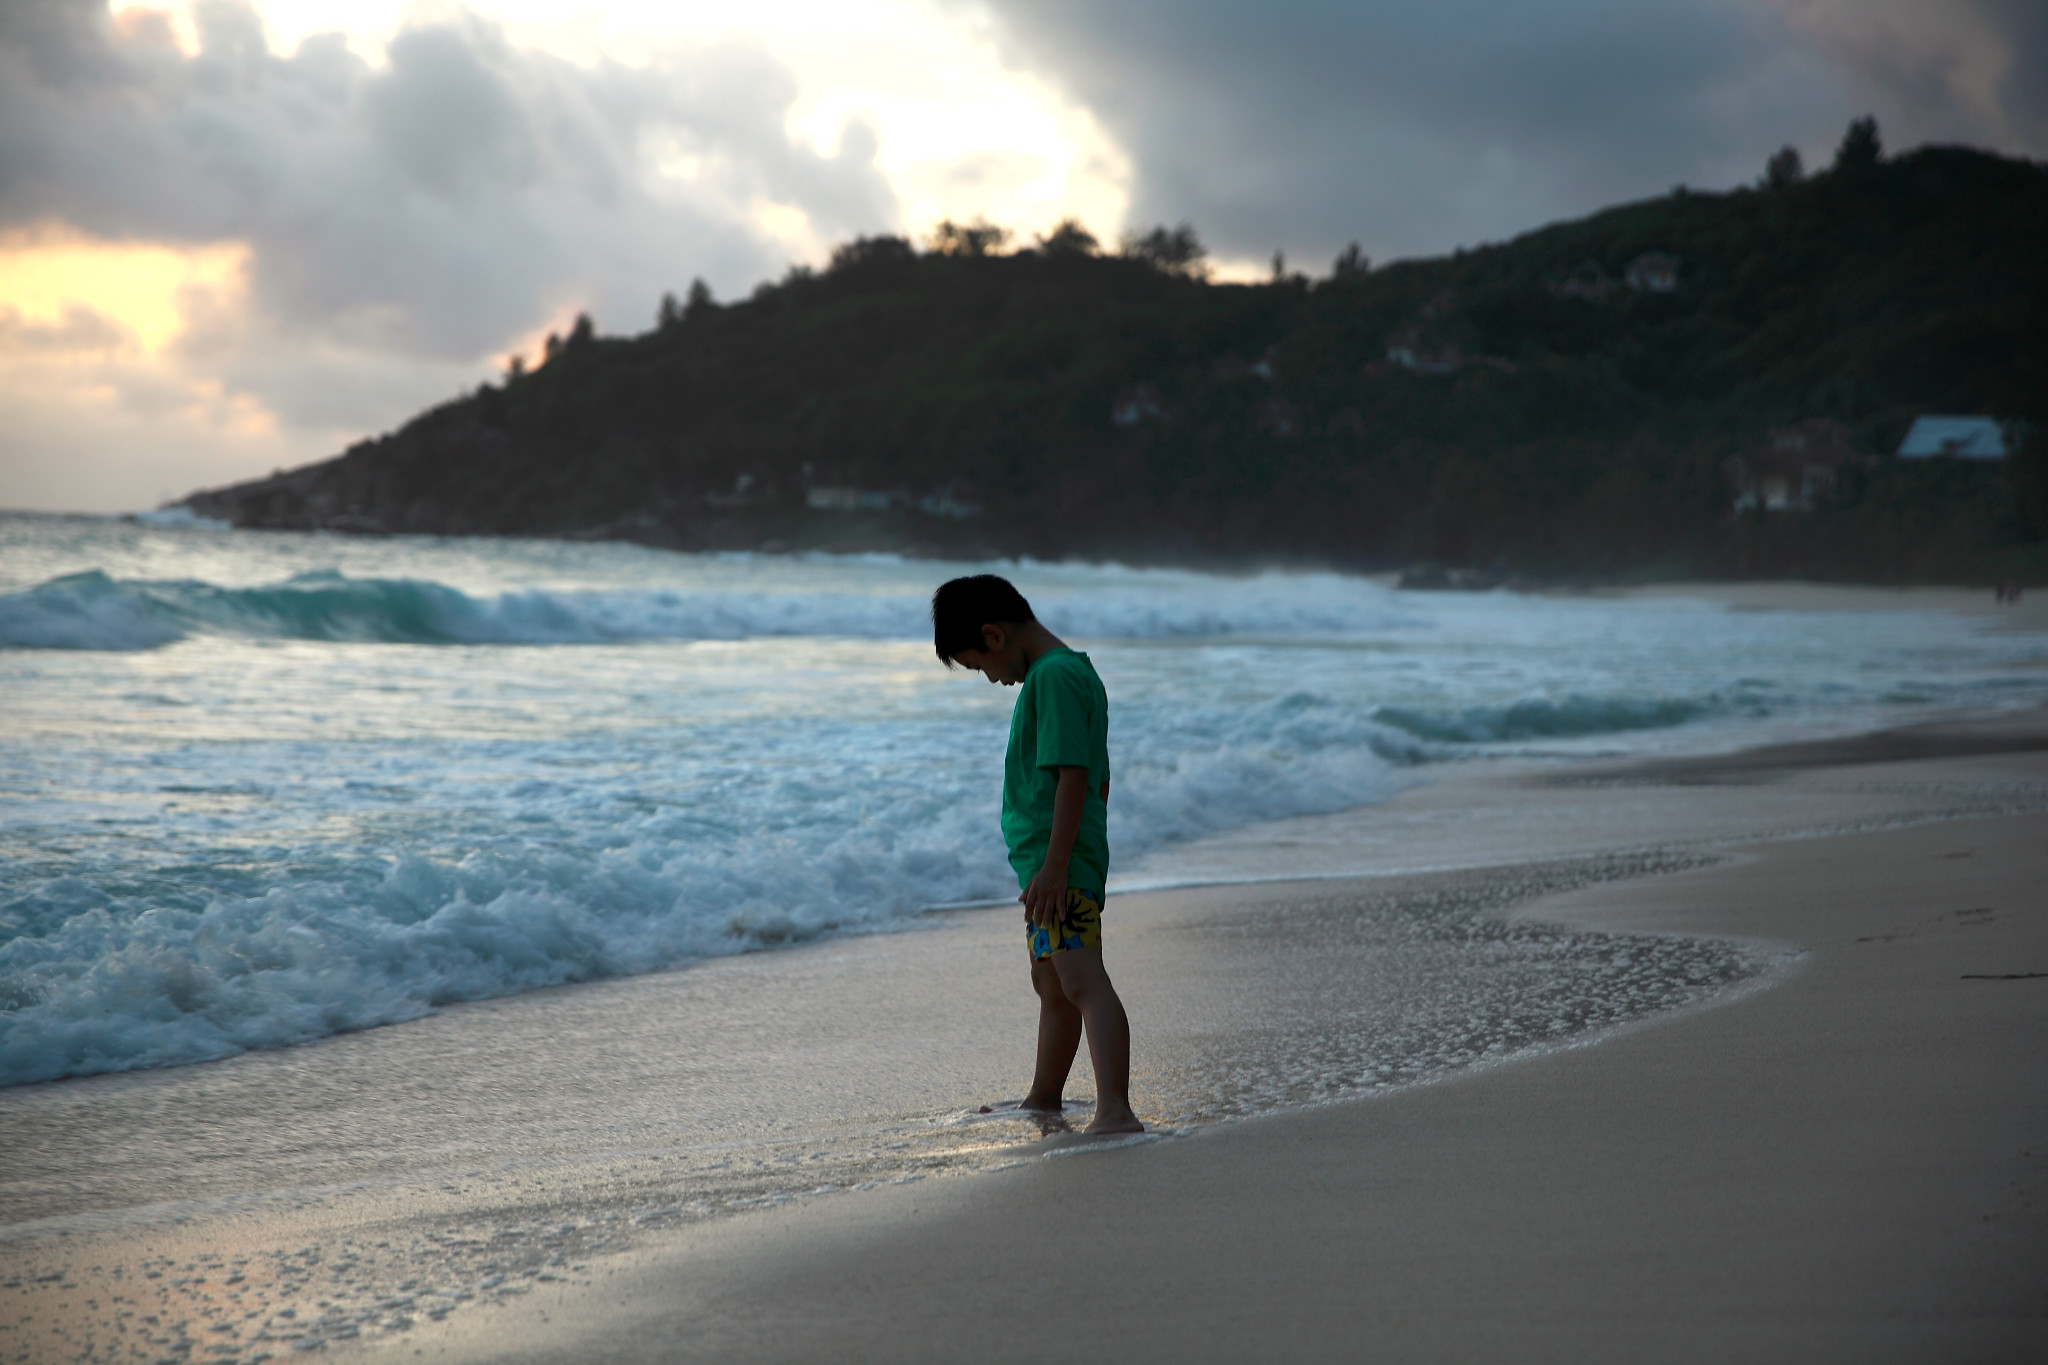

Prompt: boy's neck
xmin=1014 ymin=620 xmax=1067 ymax=671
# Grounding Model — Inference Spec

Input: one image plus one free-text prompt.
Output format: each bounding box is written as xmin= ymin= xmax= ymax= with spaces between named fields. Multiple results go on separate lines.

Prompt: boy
xmin=932 ymin=574 xmax=1142 ymax=1135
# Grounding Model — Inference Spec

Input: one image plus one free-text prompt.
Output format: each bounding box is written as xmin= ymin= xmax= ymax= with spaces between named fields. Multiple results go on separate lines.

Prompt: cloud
xmin=0 ymin=303 xmax=129 ymax=353
xmin=0 ymin=0 xmax=899 ymax=508
xmin=0 ymin=369 xmax=302 ymax=511
xmin=939 ymin=149 xmax=1050 ymax=191
xmin=3 ymin=1 xmax=897 ymax=350
xmin=958 ymin=0 xmax=2045 ymax=268
xmin=1764 ymin=0 xmax=2048 ymax=150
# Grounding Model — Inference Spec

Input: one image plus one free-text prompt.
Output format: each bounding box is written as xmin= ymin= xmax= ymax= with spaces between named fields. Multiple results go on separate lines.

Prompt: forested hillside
xmin=184 ymin=140 xmax=2048 ymax=582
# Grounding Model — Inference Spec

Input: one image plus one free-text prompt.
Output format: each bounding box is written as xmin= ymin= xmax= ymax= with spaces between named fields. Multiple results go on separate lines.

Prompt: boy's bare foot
xmin=1018 ymin=1092 xmax=1064 ymax=1113
xmin=1084 ymin=1107 xmax=1144 ymax=1135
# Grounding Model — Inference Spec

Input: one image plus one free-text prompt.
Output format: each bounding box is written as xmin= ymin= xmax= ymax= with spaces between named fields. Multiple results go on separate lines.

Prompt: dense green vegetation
xmin=187 ymin=138 xmax=2048 ymax=582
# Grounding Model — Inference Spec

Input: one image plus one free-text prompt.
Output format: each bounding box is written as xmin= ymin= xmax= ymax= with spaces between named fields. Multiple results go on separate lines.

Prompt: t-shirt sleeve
xmin=1033 ymin=662 xmax=1097 ymax=770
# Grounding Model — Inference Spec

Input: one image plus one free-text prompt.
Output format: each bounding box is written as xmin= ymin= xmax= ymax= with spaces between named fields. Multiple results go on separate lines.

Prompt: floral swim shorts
xmin=1026 ymin=888 xmax=1103 ymax=960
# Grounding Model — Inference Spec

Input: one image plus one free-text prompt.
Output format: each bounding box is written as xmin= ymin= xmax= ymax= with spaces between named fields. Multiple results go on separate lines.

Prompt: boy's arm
xmin=1022 ymin=766 xmax=1089 ymax=929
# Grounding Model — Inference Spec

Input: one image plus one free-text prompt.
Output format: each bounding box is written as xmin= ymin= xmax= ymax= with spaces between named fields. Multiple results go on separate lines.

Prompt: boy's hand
xmin=1021 ymin=860 xmax=1070 ymax=929
xmin=1023 ymin=767 xmax=1090 ymax=930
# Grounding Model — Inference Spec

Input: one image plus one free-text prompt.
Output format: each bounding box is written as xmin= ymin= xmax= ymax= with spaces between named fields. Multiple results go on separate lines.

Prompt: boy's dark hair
xmin=932 ymin=575 xmax=1035 ymax=663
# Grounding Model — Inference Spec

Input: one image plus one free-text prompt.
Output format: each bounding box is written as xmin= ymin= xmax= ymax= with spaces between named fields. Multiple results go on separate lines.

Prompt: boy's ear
xmin=980 ymin=622 xmax=1007 ymax=652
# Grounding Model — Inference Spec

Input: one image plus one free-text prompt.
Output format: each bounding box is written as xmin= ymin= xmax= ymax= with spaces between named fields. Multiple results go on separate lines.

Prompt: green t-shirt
xmin=1001 ymin=647 xmax=1111 ymax=900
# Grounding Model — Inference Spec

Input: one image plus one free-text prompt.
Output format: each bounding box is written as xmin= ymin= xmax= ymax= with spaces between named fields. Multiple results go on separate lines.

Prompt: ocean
xmin=4 ymin=509 xmax=2046 ymax=1091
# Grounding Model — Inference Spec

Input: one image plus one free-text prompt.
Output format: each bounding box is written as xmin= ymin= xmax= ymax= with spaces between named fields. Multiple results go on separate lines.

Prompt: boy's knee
xmin=1031 ymin=958 xmax=1073 ymax=1002
xmin=1050 ymin=950 xmax=1112 ymax=1002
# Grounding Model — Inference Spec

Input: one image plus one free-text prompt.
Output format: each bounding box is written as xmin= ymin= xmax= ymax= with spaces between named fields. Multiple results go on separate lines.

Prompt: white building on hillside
xmin=1896 ymin=416 xmax=2005 ymax=459
xmin=1625 ymin=251 xmax=1680 ymax=292
xmin=806 ymin=486 xmax=906 ymax=512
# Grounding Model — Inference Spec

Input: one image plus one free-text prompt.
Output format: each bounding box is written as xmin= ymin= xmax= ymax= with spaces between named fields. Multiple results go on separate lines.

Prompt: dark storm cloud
xmin=1767 ymin=0 xmax=2048 ymax=150
xmin=963 ymin=0 xmax=2045 ymax=266
xmin=0 ymin=0 xmax=895 ymax=392
xmin=1986 ymin=0 xmax=2048 ymax=132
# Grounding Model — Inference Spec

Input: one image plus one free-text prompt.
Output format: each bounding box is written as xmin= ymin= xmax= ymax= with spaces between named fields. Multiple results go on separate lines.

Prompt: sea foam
xmin=0 ymin=692 xmax=1418 ymax=1087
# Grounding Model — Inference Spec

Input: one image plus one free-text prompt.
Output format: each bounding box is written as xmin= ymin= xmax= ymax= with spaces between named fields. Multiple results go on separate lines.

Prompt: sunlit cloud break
xmin=0 ymin=0 xmax=1119 ymax=510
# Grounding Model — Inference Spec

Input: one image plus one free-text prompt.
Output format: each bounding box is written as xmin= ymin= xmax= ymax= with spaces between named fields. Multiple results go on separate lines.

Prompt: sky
xmin=1 ymin=0 xmax=2041 ymax=513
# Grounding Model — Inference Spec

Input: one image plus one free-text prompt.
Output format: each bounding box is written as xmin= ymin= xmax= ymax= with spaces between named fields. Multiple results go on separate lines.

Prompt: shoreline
xmin=1606 ymin=578 xmax=2048 ymax=625
xmin=1112 ymin=700 xmax=2048 ymax=893
xmin=6 ymin=708 xmax=2047 ymax=1362
xmin=386 ymin=729 xmax=2048 ymax=1364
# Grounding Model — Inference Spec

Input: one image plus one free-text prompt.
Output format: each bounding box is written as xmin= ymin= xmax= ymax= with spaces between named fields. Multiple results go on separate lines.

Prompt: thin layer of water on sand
xmin=4 ymin=849 xmax=1762 ymax=1364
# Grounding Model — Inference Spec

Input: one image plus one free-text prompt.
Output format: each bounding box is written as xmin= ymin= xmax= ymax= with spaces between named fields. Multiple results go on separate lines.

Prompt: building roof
xmin=1624 ymin=251 xmax=1680 ymax=291
xmin=1897 ymin=415 xmax=2005 ymax=459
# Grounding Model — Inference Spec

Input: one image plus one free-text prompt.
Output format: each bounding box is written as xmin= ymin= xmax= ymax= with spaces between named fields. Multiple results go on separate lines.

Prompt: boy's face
xmin=950 ymin=623 xmax=1028 ymax=685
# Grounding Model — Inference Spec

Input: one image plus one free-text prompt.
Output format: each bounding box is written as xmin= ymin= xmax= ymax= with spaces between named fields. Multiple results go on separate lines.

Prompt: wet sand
xmin=388 ymin=741 xmax=2048 ymax=1364
xmin=0 ymin=844 xmax=1785 ymax=1361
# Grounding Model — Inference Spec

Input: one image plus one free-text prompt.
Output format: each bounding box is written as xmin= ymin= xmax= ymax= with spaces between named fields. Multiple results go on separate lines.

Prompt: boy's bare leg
xmin=1049 ymin=947 xmax=1144 ymax=1134
xmin=1023 ymin=956 xmax=1082 ymax=1112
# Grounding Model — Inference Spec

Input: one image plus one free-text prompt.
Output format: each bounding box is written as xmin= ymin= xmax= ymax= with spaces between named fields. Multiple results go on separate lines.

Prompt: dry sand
xmin=357 ymin=734 xmax=2048 ymax=1365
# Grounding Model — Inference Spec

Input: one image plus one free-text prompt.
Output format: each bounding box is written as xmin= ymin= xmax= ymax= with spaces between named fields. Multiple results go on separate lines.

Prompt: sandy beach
xmin=4 ymin=583 xmax=2047 ymax=1363
xmin=401 ymin=736 xmax=2048 ymax=1364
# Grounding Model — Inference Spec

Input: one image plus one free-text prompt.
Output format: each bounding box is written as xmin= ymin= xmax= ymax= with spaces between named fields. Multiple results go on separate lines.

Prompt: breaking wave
xmin=0 ymin=689 xmax=1423 ymax=1087
xmin=0 ymin=568 xmax=1413 ymax=651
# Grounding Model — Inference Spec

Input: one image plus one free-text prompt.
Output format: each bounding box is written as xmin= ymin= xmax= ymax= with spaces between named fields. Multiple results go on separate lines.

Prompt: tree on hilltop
xmin=1764 ymin=145 xmax=1804 ymax=188
xmin=830 ymin=235 xmax=918 ymax=272
xmin=1038 ymin=218 xmax=1100 ymax=256
xmin=1121 ymin=223 xmax=1208 ymax=277
xmin=542 ymin=312 xmax=594 ymax=363
xmin=1835 ymin=117 xmax=1882 ymax=171
xmin=684 ymin=278 xmax=716 ymax=320
xmin=928 ymin=218 xmax=1011 ymax=256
